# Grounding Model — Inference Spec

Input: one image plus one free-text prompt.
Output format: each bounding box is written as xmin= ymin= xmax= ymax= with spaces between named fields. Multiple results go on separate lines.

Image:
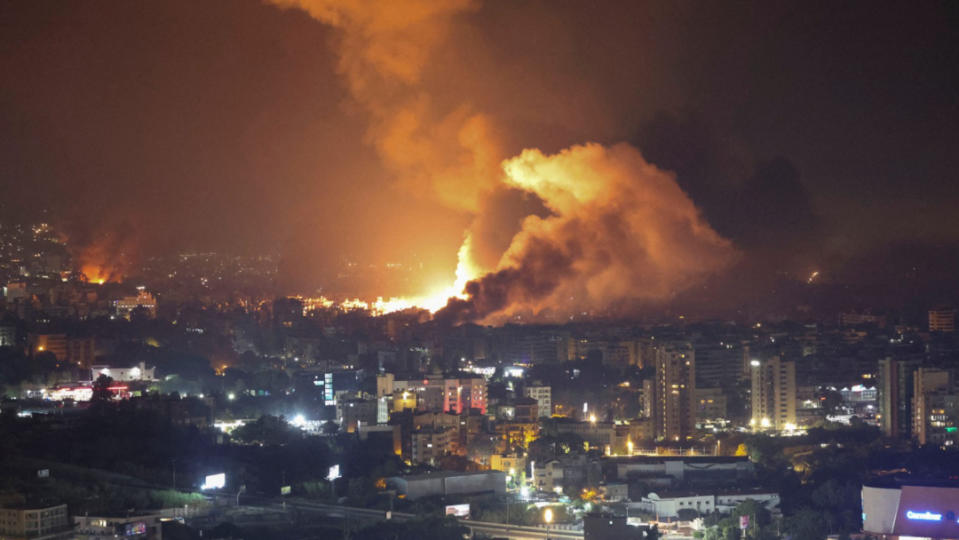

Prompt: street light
xmin=544 ymin=508 xmax=553 ymax=540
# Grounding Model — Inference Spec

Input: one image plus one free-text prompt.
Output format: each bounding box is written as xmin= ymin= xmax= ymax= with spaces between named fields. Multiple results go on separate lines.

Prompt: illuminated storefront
xmin=863 ymin=483 xmax=959 ymax=539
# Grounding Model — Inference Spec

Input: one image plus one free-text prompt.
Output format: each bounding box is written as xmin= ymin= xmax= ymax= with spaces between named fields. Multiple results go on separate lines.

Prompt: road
xmin=231 ymin=495 xmax=583 ymax=540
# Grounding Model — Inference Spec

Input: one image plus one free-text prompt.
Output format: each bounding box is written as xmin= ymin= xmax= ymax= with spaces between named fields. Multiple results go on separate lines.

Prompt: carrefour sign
xmin=906 ymin=510 xmax=943 ymax=521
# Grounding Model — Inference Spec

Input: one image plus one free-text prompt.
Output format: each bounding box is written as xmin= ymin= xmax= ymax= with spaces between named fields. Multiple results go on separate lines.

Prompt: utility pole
xmin=171 ymin=459 xmax=176 ymax=489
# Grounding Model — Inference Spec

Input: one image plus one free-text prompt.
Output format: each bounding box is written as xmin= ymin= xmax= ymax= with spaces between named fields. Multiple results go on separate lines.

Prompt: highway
xmin=234 ymin=495 xmax=584 ymax=539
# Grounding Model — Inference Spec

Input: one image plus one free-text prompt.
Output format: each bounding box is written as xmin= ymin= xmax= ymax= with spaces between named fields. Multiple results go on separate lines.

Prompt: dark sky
xmin=1 ymin=0 xmax=957 ymax=299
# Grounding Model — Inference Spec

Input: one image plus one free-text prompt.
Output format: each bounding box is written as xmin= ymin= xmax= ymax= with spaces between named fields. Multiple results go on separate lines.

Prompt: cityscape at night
xmin=1 ymin=1 xmax=958 ymax=539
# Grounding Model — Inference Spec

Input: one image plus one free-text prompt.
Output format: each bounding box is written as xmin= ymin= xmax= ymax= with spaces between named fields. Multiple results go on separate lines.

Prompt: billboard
xmin=324 ymin=373 xmax=335 ymax=405
xmin=201 ymin=473 xmax=226 ymax=490
xmin=445 ymin=504 xmax=470 ymax=518
xmin=327 ymin=465 xmax=341 ymax=482
xmin=123 ymin=522 xmax=147 ymax=536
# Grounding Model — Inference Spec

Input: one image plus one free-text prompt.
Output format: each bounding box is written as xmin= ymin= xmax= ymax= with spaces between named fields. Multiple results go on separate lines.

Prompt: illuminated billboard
xmin=324 ymin=373 xmax=335 ymax=405
xmin=123 ymin=522 xmax=147 ymax=536
xmin=201 ymin=473 xmax=226 ymax=490
xmin=445 ymin=504 xmax=470 ymax=518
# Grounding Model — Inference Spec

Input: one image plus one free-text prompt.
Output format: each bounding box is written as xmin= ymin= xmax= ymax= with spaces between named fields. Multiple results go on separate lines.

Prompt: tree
xmin=231 ymin=415 xmax=301 ymax=446
xmin=784 ymin=507 xmax=829 ymax=540
xmin=91 ymin=374 xmax=115 ymax=402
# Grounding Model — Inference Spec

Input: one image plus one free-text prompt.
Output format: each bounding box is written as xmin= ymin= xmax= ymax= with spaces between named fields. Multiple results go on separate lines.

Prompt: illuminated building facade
xmin=90 ymin=362 xmax=155 ymax=382
xmin=653 ymin=342 xmax=696 ymax=441
xmin=393 ymin=375 xmax=486 ymax=415
xmin=113 ymin=287 xmax=157 ymax=319
xmin=879 ymin=357 xmax=919 ymax=438
xmin=410 ymin=426 xmax=453 ymax=465
xmin=862 ymin=483 xmax=959 ymax=539
xmin=929 ymin=308 xmax=956 ymax=333
xmin=0 ymin=504 xmax=71 ymax=540
xmin=912 ymin=367 xmax=957 ymax=446
xmin=524 ymin=385 xmax=552 ymax=418
xmin=749 ymin=355 xmax=796 ymax=431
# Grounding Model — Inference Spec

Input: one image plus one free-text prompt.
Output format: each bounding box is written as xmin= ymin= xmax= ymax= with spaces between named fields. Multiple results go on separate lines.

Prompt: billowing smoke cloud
xmin=271 ymin=0 xmax=736 ymax=323
xmin=270 ymin=0 xmax=502 ymax=214
xmin=438 ymin=143 xmax=736 ymax=323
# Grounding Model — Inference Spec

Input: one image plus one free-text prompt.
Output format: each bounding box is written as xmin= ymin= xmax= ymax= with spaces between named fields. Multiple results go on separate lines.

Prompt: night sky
xmin=1 ymin=1 xmax=957 ymax=308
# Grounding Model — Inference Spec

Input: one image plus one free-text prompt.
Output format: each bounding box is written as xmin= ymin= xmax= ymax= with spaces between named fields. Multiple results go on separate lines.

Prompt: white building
xmin=638 ymin=490 xmax=780 ymax=519
xmin=524 ymin=385 xmax=552 ymax=418
xmin=90 ymin=361 xmax=156 ymax=382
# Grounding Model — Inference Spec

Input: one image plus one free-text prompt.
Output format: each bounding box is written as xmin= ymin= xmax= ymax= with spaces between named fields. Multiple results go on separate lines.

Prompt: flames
xmin=308 ymin=233 xmax=481 ymax=315
xmin=71 ymin=230 xmax=136 ymax=285
xmin=80 ymin=265 xmax=109 ymax=285
xmin=271 ymin=0 xmax=735 ymax=323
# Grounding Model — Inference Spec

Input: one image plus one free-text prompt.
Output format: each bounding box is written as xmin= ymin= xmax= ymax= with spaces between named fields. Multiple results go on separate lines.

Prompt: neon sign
xmin=906 ymin=510 xmax=942 ymax=521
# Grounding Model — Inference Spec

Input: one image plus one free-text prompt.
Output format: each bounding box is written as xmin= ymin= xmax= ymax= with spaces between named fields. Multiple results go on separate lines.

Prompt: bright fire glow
xmin=81 ymin=264 xmax=111 ymax=285
xmin=302 ymin=235 xmax=479 ymax=316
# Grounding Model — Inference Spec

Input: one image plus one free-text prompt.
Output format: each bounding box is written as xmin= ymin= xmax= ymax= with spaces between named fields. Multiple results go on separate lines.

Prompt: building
xmin=0 ymin=326 xmax=16 ymax=347
xmin=912 ymin=367 xmax=957 ymax=446
xmin=0 ymin=504 xmax=72 ymax=540
xmin=376 ymin=373 xmax=395 ymax=397
xmin=73 ymin=513 xmax=163 ymax=539
xmin=553 ymin=419 xmax=615 ymax=449
xmin=694 ymin=387 xmax=728 ymax=421
xmin=524 ymin=385 xmax=552 ymax=418
xmin=929 ymin=308 xmax=956 ymax=333
xmin=388 ymin=470 xmax=506 ymax=500
xmin=494 ymin=421 xmax=539 ymax=453
xmin=839 ymin=312 xmax=886 ymax=327
xmin=638 ymin=489 xmax=780 ymax=519
xmin=653 ymin=343 xmax=696 ymax=441
xmin=489 ymin=454 xmax=526 ymax=477
xmin=28 ymin=334 xmax=96 ymax=366
xmin=583 ymin=512 xmax=647 ymax=540
xmin=114 ymin=287 xmax=157 ymax=319
xmin=66 ymin=337 xmax=96 ymax=367
xmin=513 ymin=397 xmax=539 ymax=422
xmin=879 ymin=357 xmax=919 ymax=438
xmin=599 ymin=483 xmax=629 ymax=502
xmin=90 ymin=362 xmax=156 ymax=382
xmin=749 ymin=356 xmax=796 ymax=431
xmin=410 ymin=426 xmax=453 ymax=465
xmin=393 ymin=374 xmax=487 ymax=414
xmin=28 ymin=333 xmax=67 ymax=362
xmin=862 ymin=482 xmax=959 ymax=539
xmin=338 ymin=397 xmax=378 ymax=433
xmin=532 ymin=455 xmax=602 ymax=494
xmin=607 ymin=456 xmax=755 ymax=489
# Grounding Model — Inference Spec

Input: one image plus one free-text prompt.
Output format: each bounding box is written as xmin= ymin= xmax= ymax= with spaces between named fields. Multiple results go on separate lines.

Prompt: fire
xmin=81 ymin=265 xmax=110 ymax=285
xmin=304 ymin=234 xmax=480 ymax=316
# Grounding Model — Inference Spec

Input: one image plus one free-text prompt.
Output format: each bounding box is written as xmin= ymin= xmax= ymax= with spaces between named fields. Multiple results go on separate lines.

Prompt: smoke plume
xmin=269 ymin=0 xmax=501 ymax=213
xmin=438 ymin=143 xmax=736 ymax=323
xmin=71 ymin=228 xmax=138 ymax=284
xmin=271 ymin=0 xmax=736 ymax=323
